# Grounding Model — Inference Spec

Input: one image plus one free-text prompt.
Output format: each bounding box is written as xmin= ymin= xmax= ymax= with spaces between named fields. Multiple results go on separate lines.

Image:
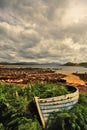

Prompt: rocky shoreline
xmin=73 ymin=73 xmax=87 ymax=93
xmin=0 ymin=67 xmax=87 ymax=93
xmin=73 ymin=73 xmax=87 ymax=85
xmin=0 ymin=67 xmax=66 ymax=85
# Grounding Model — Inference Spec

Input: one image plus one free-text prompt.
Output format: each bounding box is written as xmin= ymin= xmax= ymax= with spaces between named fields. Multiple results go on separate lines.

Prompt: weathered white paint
xmin=34 ymin=86 xmax=79 ymax=128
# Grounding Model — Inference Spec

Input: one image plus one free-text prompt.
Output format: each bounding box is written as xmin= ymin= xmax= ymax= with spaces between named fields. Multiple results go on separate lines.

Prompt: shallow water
xmin=5 ymin=64 xmax=87 ymax=73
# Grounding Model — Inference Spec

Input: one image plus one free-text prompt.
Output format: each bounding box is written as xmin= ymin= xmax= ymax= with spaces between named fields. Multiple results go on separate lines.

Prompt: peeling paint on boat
xmin=34 ymin=85 xmax=79 ymax=128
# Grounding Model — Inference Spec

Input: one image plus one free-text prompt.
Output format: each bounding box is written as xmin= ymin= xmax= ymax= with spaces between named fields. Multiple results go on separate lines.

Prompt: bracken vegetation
xmin=0 ymin=82 xmax=87 ymax=130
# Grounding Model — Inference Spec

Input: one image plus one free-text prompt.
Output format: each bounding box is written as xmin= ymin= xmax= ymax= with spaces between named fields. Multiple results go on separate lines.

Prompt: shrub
xmin=0 ymin=82 xmax=87 ymax=130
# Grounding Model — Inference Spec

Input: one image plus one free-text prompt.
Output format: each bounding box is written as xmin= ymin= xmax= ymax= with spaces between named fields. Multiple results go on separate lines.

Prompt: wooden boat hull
xmin=34 ymin=85 xmax=79 ymax=128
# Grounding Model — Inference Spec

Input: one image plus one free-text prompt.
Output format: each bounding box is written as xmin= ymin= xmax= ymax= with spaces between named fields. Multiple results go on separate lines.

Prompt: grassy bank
xmin=0 ymin=83 xmax=87 ymax=130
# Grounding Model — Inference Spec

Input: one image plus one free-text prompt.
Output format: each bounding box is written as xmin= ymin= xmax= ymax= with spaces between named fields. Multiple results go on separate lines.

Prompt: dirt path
xmin=57 ymin=72 xmax=85 ymax=85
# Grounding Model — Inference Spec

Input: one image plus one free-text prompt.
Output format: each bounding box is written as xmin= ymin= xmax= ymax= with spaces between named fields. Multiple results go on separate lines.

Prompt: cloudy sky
xmin=0 ymin=0 xmax=87 ymax=63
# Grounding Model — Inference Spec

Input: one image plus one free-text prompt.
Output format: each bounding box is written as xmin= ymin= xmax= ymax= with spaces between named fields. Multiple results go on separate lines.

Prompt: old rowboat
xmin=34 ymin=85 xmax=79 ymax=128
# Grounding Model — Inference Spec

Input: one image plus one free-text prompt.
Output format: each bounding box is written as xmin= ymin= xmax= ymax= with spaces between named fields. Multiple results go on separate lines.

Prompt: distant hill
xmin=62 ymin=62 xmax=79 ymax=66
xmin=62 ymin=62 xmax=87 ymax=67
xmin=0 ymin=62 xmax=87 ymax=67
xmin=0 ymin=62 xmax=61 ymax=65
xmin=79 ymin=62 xmax=87 ymax=67
xmin=0 ymin=62 xmax=39 ymax=65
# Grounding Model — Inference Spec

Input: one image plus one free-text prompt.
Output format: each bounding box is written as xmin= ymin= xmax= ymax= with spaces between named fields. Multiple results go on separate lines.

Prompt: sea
xmin=4 ymin=64 xmax=87 ymax=73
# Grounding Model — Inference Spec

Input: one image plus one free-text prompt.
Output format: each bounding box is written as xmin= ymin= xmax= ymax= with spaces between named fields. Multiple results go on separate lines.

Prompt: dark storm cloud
xmin=0 ymin=0 xmax=17 ymax=10
xmin=43 ymin=0 xmax=69 ymax=19
xmin=65 ymin=17 xmax=87 ymax=45
xmin=0 ymin=0 xmax=8 ymax=8
xmin=0 ymin=0 xmax=87 ymax=63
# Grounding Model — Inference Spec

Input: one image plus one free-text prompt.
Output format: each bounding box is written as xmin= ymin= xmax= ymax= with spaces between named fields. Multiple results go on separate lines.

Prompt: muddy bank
xmin=72 ymin=73 xmax=87 ymax=93
xmin=0 ymin=67 xmax=66 ymax=85
xmin=73 ymin=73 xmax=87 ymax=85
xmin=66 ymin=73 xmax=87 ymax=93
xmin=0 ymin=67 xmax=87 ymax=93
xmin=56 ymin=71 xmax=87 ymax=93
